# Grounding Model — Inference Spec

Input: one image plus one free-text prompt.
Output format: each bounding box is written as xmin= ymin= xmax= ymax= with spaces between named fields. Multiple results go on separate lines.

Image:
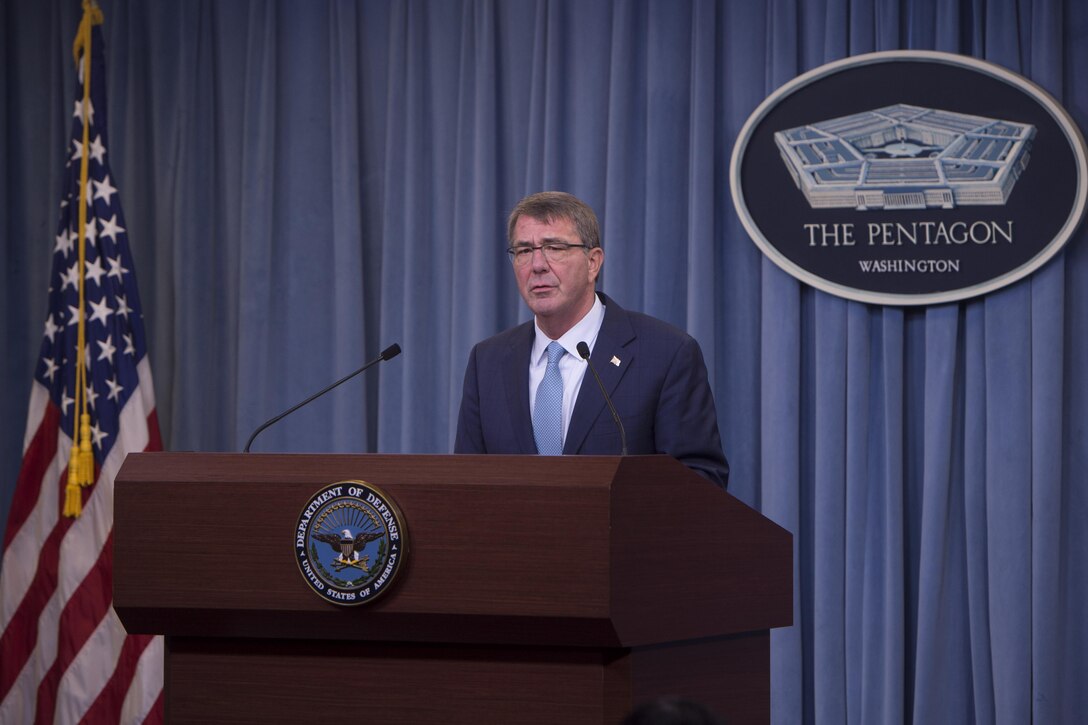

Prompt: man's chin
xmin=525 ymin=291 xmax=558 ymax=310
xmin=528 ymin=303 xmax=557 ymax=319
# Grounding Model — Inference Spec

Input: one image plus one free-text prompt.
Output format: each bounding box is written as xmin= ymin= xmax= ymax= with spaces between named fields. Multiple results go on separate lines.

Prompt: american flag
xmin=0 ymin=7 xmax=164 ymax=723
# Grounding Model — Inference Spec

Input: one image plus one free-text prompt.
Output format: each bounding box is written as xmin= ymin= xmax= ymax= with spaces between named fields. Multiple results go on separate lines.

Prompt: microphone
xmin=576 ymin=341 xmax=627 ymax=456
xmin=243 ymin=343 xmax=402 ymax=453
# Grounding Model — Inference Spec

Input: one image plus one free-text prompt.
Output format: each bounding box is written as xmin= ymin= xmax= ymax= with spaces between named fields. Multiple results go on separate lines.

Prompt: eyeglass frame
xmin=506 ymin=241 xmax=591 ymax=266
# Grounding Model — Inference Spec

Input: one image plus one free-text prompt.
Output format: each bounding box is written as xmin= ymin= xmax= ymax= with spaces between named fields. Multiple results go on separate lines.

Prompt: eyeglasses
xmin=506 ymin=242 xmax=589 ymax=266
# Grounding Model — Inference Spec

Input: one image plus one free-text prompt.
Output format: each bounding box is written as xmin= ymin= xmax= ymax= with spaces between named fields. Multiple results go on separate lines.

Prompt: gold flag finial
xmin=71 ymin=1 xmax=104 ymax=69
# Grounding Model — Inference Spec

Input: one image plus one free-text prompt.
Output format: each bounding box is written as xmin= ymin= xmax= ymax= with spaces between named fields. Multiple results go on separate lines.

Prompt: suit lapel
xmin=502 ymin=323 xmax=537 ymax=454
xmin=564 ymin=295 xmax=635 ymax=454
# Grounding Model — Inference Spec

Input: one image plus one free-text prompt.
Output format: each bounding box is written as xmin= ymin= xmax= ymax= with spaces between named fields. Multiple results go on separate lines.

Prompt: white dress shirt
xmin=528 ymin=295 xmax=606 ymax=447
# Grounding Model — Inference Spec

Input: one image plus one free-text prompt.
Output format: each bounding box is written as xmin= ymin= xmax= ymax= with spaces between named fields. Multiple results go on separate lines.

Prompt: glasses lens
xmin=541 ymin=244 xmax=570 ymax=262
xmin=508 ymin=243 xmax=582 ymax=265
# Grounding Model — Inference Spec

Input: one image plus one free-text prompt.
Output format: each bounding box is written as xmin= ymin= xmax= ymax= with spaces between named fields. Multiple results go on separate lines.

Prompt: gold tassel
xmin=67 ymin=443 xmax=81 ymax=489
xmin=64 ymin=435 xmax=83 ymax=517
xmin=78 ymin=413 xmax=95 ymax=485
xmin=64 ymin=480 xmax=83 ymax=518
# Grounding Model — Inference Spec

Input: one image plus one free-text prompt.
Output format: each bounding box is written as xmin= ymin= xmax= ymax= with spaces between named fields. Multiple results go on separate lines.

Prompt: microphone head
xmin=381 ymin=343 xmax=402 ymax=361
xmin=576 ymin=341 xmax=591 ymax=360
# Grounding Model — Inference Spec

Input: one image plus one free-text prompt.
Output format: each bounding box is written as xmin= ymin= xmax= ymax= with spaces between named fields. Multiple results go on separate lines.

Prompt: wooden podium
xmin=114 ymin=453 xmax=791 ymax=724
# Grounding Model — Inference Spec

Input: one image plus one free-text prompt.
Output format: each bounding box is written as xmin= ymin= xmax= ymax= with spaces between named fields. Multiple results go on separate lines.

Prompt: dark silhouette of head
xmin=621 ymin=697 xmax=726 ymax=725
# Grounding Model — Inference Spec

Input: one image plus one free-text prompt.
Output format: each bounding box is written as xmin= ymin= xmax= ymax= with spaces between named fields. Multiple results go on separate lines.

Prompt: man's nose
xmin=530 ymin=247 xmax=551 ymax=270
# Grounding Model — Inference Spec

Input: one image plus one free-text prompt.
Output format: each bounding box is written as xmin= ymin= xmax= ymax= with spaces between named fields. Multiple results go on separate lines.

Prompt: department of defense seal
xmin=294 ymin=480 xmax=408 ymax=606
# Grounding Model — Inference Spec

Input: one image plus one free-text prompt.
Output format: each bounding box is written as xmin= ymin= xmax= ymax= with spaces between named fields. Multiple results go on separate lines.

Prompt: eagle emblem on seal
xmin=312 ymin=528 xmax=384 ymax=571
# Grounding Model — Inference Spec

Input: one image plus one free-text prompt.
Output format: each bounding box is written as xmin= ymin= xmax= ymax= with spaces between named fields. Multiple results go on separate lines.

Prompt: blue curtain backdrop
xmin=2 ymin=0 xmax=1086 ymax=722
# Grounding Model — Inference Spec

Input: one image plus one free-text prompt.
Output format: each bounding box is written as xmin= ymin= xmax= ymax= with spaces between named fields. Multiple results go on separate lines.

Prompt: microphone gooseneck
xmin=242 ymin=343 xmax=402 ymax=453
xmin=576 ymin=341 xmax=628 ymax=456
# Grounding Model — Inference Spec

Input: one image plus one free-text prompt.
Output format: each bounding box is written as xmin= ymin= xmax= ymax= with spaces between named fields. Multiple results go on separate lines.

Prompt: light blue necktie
xmin=533 ymin=342 xmax=565 ymax=455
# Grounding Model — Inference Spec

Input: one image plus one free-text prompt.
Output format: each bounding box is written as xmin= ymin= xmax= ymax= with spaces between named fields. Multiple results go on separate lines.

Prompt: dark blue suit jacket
xmin=454 ymin=293 xmax=729 ymax=488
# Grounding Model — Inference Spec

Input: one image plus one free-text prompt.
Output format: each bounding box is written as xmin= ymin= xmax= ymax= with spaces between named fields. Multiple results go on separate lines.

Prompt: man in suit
xmin=454 ymin=191 xmax=728 ymax=489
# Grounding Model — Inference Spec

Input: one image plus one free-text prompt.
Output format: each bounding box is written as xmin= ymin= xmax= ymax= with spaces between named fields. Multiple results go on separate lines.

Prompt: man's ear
xmin=587 ymin=247 xmax=604 ymax=282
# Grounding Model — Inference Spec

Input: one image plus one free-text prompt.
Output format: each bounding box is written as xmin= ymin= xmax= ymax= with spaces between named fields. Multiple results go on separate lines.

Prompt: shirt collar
xmin=532 ymin=293 xmax=606 ymax=364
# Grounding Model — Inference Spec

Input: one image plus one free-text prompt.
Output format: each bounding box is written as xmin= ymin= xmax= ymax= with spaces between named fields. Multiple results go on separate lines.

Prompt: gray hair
xmin=507 ymin=191 xmax=601 ymax=250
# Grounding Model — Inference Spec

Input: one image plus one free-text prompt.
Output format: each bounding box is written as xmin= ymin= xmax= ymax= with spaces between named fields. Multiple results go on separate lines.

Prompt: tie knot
xmin=546 ymin=341 xmax=565 ymax=365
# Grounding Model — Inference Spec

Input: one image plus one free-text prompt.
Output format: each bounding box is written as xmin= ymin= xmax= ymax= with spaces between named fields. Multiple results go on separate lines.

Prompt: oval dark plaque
xmin=731 ymin=51 xmax=1087 ymax=305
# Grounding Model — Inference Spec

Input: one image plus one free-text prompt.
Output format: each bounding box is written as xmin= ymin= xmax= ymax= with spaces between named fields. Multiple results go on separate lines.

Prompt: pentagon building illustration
xmin=775 ymin=104 xmax=1035 ymax=210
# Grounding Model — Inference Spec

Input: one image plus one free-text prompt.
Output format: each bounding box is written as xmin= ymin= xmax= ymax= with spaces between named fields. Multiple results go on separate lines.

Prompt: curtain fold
xmin=3 ymin=1 xmax=1087 ymax=722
